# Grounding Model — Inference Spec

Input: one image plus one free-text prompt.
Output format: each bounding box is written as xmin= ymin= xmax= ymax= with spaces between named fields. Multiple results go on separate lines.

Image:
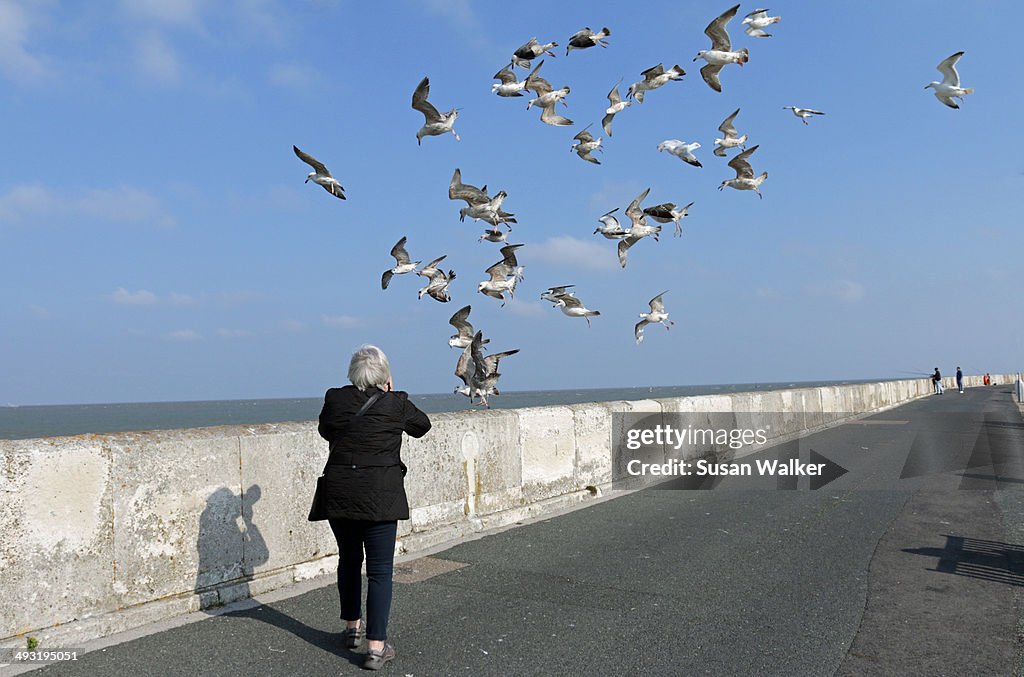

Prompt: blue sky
xmin=1 ymin=0 xmax=1020 ymax=405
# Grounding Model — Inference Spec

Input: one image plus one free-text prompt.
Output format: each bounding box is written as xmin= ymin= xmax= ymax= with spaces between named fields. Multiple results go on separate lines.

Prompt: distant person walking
xmin=956 ymin=366 xmax=964 ymax=393
xmin=984 ymin=373 xmax=991 ymax=386
xmin=932 ymin=367 xmax=944 ymax=395
xmin=316 ymin=345 xmax=431 ymax=670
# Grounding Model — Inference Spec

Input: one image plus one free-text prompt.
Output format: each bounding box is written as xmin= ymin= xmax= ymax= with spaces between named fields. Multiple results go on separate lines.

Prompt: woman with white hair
xmin=317 ymin=344 xmax=431 ymax=670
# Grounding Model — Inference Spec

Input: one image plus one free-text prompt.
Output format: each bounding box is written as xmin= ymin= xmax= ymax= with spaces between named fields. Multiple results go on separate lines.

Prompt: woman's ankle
xmin=367 ymin=639 xmax=384 ymax=652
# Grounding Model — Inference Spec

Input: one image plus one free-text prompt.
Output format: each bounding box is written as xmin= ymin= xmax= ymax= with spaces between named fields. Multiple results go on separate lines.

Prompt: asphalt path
xmin=24 ymin=386 xmax=1024 ymax=676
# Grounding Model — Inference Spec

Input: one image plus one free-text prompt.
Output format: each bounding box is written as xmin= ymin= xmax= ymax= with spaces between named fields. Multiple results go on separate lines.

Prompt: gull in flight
xmin=694 ymin=4 xmax=748 ymax=93
xmin=449 ymin=169 xmax=515 ymax=229
xmin=783 ymin=106 xmax=826 ymax=124
xmin=925 ymin=52 xmax=973 ymax=109
xmin=627 ymin=63 xmax=685 ymax=103
xmin=714 ymin=108 xmax=747 ymax=157
xmin=742 ymin=8 xmax=780 ymax=37
xmin=543 ymin=286 xmax=601 ymax=327
xmin=602 ymin=79 xmax=631 ymax=136
xmin=618 ymin=188 xmax=661 ymax=268
xmin=512 ymin=37 xmax=558 ymax=68
xmin=658 ymin=139 xmax=702 ymax=168
xmin=594 ymin=207 xmax=628 ymax=239
xmin=412 ymin=77 xmax=460 ymax=145
xmin=454 ymin=331 xmax=519 ymax=408
xmin=293 ymin=146 xmax=345 ymax=200
xmin=525 ymin=61 xmax=573 ymax=126
xmin=643 ymin=202 xmax=694 ymax=237
xmin=479 ymin=227 xmax=508 ymax=243
xmin=417 ymin=255 xmax=455 ymax=303
xmin=478 ymin=244 xmax=524 ymax=306
xmin=381 ymin=236 xmax=420 ymax=290
xmin=566 ymin=27 xmax=611 ymax=55
xmin=719 ymin=145 xmax=768 ymax=198
xmin=492 ymin=60 xmax=542 ymax=97
xmin=635 ymin=291 xmax=674 ymax=344
xmin=571 ymin=125 xmax=602 ymax=164
xmin=448 ymin=305 xmax=488 ymax=349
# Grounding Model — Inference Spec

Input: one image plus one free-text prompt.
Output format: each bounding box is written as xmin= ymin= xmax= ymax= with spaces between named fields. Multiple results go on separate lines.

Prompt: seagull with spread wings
xmin=594 ymin=207 xmax=628 ymax=239
xmin=524 ymin=61 xmax=573 ymax=126
xmin=571 ymin=125 xmax=602 ymax=164
xmin=412 ymin=77 xmax=460 ymax=145
xmin=658 ymin=139 xmax=702 ymax=168
xmin=381 ymin=237 xmax=420 ymax=290
xmin=694 ymin=5 xmax=748 ymax=92
xmin=626 ymin=63 xmax=685 ymax=103
xmin=742 ymin=8 xmax=780 ymax=37
xmin=512 ymin=37 xmax=559 ymax=68
xmin=719 ymin=145 xmax=768 ymax=198
xmin=417 ymin=255 xmax=455 ymax=302
xmin=925 ymin=52 xmax=973 ymax=109
xmin=643 ymin=202 xmax=694 ymax=237
xmin=448 ymin=305 xmax=487 ymax=349
xmin=714 ymin=108 xmax=748 ymax=156
xmin=635 ymin=291 xmax=674 ymax=344
xmin=566 ymin=27 xmax=611 ymax=54
xmin=601 ymin=80 xmax=631 ymax=136
xmin=617 ymin=188 xmax=661 ymax=268
xmin=783 ymin=106 xmax=826 ymax=124
xmin=293 ymin=146 xmax=345 ymax=200
xmin=454 ymin=331 xmax=519 ymax=408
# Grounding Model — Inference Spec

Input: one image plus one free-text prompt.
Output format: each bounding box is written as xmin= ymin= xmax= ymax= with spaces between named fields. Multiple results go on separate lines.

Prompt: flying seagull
xmin=492 ymin=60 xmax=543 ymax=97
xmin=412 ymin=77 xmax=460 ymax=145
xmin=617 ymin=187 xmax=661 ymax=268
xmin=643 ymin=202 xmax=694 ymax=237
xmin=566 ymin=27 xmax=611 ymax=54
xmin=594 ymin=207 xmax=628 ymax=239
xmin=925 ymin=52 xmax=973 ymax=109
xmin=524 ymin=61 xmax=573 ymax=126
xmin=381 ymin=236 xmax=420 ymax=290
xmin=742 ymin=8 xmax=780 ymax=37
xmin=478 ymin=244 xmax=524 ymax=306
xmin=783 ymin=106 xmax=826 ymax=124
xmin=571 ymin=125 xmax=602 ymax=164
xmin=448 ymin=305 xmax=488 ymax=349
xmin=719 ymin=145 xmax=768 ymax=198
xmin=293 ymin=146 xmax=345 ymax=200
xmin=541 ymin=284 xmax=577 ymax=304
xmin=694 ymin=4 xmax=748 ymax=93
xmin=512 ymin=37 xmax=558 ymax=68
xmin=658 ymin=139 xmax=702 ymax=168
xmin=602 ymin=79 xmax=631 ymax=136
xmin=627 ymin=63 xmax=685 ymax=103
xmin=551 ymin=292 xmax=601 ymax=327
xmin=450 ymin=169 xmax=515 ymax=229
xmin=449 ymin=168 xmax=489 ymax=206
xmin=417 ymin=255 xmax=455 ymax=302
xmin=454 ymin=331 xmax=519 ymax=408
xmin=635 ymin=291 xmax=674 ymax=344
xmin=714 ymin=108 xmax=747 ymax=157
xmin=479 ymin=227 xmax=508 ymax=243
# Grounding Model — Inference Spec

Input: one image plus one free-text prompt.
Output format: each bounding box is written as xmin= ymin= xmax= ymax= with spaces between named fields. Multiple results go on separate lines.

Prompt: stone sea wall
xmin=0 ymin=375 xmax=1012 ymax=648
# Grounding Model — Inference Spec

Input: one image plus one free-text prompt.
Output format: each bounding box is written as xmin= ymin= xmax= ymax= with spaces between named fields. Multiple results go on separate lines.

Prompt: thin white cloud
xmin=420 ymin=0 xmax=490 ymax=51
xmin=135 ymin=32 xmax=180 ymax=85
xmin=167 ymin=292 xmax=197 ymax=305
xmin=165 ymin=329 xmax=201 ymax=341
xmin=121 ymin=0 xmax=204 ymax=27
xmin=321 ymin=314 xmax=365 ymax=329
xmin=0 ymin=183 xmax=175 ymax=228
xmin=531 ymin=236 xmax=618 ymax=272
xmin=215 ymin=328 xmax=253 ymax=338
xmin=268 ymin=63 xmax=319 ymax=89
xmin=505 ymin=299 xmax=547 ymax=318
xmin=111 ymin=288 xmax=158 ymax=305
xmin=0 ymin=1 xmax=49 ymax=83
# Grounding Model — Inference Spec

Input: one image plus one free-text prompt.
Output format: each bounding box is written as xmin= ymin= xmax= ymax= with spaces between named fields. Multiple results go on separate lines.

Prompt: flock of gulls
xmin=293 ymin=5 xmax=973 ymax=407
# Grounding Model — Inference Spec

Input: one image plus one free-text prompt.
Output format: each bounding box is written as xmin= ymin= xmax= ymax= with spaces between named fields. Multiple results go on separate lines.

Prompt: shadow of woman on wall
xmin=195 ymin=484 xmax=269 ymax=612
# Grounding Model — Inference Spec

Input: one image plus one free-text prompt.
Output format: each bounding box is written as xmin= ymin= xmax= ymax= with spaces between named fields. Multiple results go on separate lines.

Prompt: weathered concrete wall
xmin=0 ymin=375 xmax=1014 ymax=648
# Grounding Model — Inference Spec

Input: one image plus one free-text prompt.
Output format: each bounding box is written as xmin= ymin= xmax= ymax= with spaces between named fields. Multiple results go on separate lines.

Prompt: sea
xmin=0 ymin=379 xmax=890 ymax=441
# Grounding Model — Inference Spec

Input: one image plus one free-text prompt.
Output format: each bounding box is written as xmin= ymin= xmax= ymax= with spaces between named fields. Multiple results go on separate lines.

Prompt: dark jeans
xmin=328 ymin=519 xmax=398 ymax=641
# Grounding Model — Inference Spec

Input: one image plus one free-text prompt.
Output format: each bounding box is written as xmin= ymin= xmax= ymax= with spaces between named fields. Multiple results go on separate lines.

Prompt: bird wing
xmin=526 ymin=73 xmax=553 ymax=96
xmin=634 ymin=319 xmax=649 ymax=343
xmin=449 ymin=168 xmax=490 ymax=205
xmin=625 ymin=187 xmax=651 ymax=225
xmin=745 ymin=8 xmax=769 ymax=20
xmin=419 ymin=254 xmax=447 ymax=278
xmin=539 ymin=104 xmax=573 ymax=126
xmin=390 ymin=236 xmax=410 ymax=265
xmin=598 ymin=208 xmax=620 ymax=229
xmin=705 ymin=4 xmax=739 ymax=51
xmin=481 ymin=350 xmax=519 ymax=378
xmin=381 ymin=270 xmax=394 ymax=290
xmin=803 ymin=109 xmax=826 ymax=115
xmin=618 ymin=235 xmax=640 ymax=268
xmin=485 ymin=260 xmax=512 ymax=281
xmin=700 ymin=63 xmax=724 ymax=93
xmin=607 ymin=79 xmax=622 ymax=105
xmin=601 ymin=111 xmax=617 ymax=137
xmin=573 ymin=125 xmax=595 ymax=143
xmin=412 ymin=77 xmax=442 ymax=122
xmin=643 ymin=204 xmax=675 ymax=221
xmin=493 ymin=63 xmax=518 ymax=84
xmin=569 ymin=27 xmax=592 ymax=42
xmin=448 ymin=305 xmax=473 ymax=335
xmin=649 ymin=291 xmax=668 ymax=314
xmin=937 ymin=51 xmax=963 ymax=87
xmin=718 ymin=108 xmax=740 ymax=138
xmin=455 ymin=345 xmax=475 ymax=386
xmin=499 ymin=243 xmax=523 ymax=267
xmin=729 ymin=144 xmax=758 ymax=179
xmin=640 ymin=63 xmax=665 ymax=81
xmin=293 ymin=146 xmax=330 ymax=176
xmin=513 ymin=37 xmax=539 ymax=60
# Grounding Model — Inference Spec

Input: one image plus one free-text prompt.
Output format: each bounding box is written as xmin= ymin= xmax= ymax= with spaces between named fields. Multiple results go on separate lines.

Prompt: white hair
xmin=348 ymin=344 xmax=391 ymax=391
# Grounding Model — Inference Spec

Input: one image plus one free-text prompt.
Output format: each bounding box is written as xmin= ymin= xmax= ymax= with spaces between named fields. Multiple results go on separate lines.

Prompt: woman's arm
xmin=392 ymin=391 xmax=431 ymax=438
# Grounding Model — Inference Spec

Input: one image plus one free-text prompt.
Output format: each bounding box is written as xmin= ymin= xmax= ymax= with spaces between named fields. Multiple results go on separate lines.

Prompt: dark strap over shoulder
xmin=355 ymin=391 xmax=384 ymax=417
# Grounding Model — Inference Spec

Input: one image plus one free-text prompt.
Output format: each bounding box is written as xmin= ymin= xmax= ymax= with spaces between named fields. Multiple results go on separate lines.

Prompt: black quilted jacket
xmin=317 ymin=385 xmax=432 ymax=521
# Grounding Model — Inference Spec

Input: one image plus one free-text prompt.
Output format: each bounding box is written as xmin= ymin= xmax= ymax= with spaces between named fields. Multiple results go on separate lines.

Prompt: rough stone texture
xmin=2 ymin=376 xmax=1017 ymax=648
